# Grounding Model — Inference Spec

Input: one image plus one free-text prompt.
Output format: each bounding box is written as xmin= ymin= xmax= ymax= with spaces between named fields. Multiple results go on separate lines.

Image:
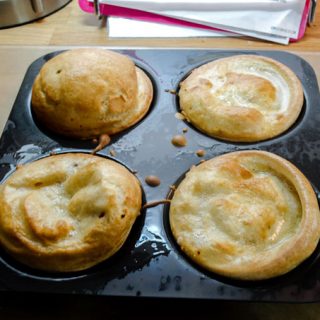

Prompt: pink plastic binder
xmin=78 ymin=0 xmax=311 ymax=42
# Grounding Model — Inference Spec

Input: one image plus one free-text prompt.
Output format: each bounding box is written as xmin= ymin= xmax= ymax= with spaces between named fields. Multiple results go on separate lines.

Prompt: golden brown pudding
xmin=179 ymin=55 xmax=303 ymax=142
xmin=169 ymin=151 xmax=320 ymax=280
xmin=32 ymin=48 xmax=153 ymax=139
xmin=0 ymin=153 xmax=142 ymax=272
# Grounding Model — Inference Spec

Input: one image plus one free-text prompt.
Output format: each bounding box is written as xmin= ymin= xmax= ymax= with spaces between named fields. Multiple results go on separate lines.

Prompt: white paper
xmin=106 ymin=17 xmax=289 ymax=44
xmin=107 ymin=17 xmax=239 ymax=38
xmin=93 ymin=0 xmax=304 ymax=42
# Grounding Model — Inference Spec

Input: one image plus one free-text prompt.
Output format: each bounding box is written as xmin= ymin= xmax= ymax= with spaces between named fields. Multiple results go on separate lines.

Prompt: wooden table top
xmin=0 ymin=0 xmax=319 ymax=51
xmin=0 ymin=1 xmax=320 ymax=319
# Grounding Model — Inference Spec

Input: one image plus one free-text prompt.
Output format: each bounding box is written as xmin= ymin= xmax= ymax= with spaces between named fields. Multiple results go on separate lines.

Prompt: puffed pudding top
xmin=32 ymin=48 xmax=153 ymax=139
xmin=179 ymin=55 xmax=303 ymax=142
xmin=169 ymin=151 xmax=320 ymax=280
xmin=0 ymin=153 xmax=142 ymax=272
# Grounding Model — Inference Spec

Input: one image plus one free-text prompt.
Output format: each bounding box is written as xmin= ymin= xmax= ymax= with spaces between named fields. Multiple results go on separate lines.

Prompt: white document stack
xmin=94 ymin=0 xmax=313 ymax=44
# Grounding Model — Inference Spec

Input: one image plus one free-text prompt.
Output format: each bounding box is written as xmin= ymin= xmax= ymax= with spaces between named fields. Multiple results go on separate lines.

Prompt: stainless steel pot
xmin=0 ymin=0 xmax=72 ymax=28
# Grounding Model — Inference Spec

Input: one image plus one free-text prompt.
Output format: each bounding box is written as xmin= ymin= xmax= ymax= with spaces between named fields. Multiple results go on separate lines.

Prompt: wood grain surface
xmin=0 ymin=1 xmax=320 ymax=319
xmin=0 ymin=0 xmax=319 ymax=50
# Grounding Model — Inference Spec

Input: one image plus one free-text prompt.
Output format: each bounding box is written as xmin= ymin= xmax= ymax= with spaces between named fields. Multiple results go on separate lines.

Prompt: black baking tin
xmin=0 ymin=49 xmax=320 ymax=302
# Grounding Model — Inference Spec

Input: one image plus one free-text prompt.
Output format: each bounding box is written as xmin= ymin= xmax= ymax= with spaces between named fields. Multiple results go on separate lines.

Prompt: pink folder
xmin=78 ymin=0 xmax=311 ymax=42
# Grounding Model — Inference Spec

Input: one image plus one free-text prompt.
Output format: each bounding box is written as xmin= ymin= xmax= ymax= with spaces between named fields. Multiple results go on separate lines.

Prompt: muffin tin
xmin=1 ymin=49 xmax=320 ymax=302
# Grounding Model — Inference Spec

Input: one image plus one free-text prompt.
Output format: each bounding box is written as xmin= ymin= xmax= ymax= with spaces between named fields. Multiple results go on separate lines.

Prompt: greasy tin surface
xmin=0 ymin=50 xmax=320 ymax=302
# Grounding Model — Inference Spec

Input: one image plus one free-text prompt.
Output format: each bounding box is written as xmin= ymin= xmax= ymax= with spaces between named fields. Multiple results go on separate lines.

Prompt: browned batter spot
xmin=16 ymin=164 xmax=23 ymax=170
xmin=145 ymin=175 xmax=161 ymax=187
xmin=165 ymin=89 xmax=177 ymax=95
xmin=34 ymin=182 xmax=43 ymax=187
xmin=175 ymin=112 xmax=185 ymax=120
xmin=109 ymin=149 xmax=116 ymax=157
xmin=181 ymin=111 xmax=190 ymax=122
xmin=91 ymin=134 xmax=111 ymax=154
xmin=142 ymin=199 xmax=171 ymax=210
xmin=196 ymin=149 xmax=206 ymax=157
xmin=182 ymin=128 xmax=188 ymax=133
xmin=171 ymin=135 xmax=187 ymax=147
